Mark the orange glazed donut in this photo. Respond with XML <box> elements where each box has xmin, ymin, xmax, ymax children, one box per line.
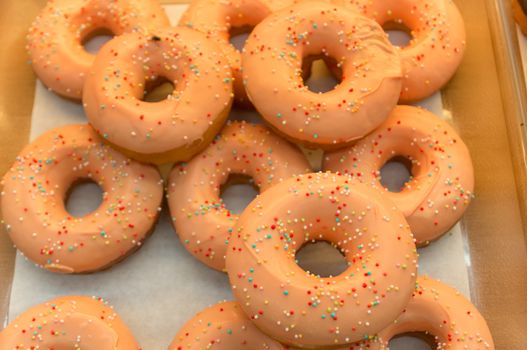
<box><xmin>169</xmin><ymin>301</ymin><xmax>284</xmax><ymax>350</ymax></box>
<box><xmin>335</xmin><ymin>0</ymin><xmax>466</xmax><ymax>102</ymax></box>
<box><xmin>83</xmin><ymin>27</ymin><xmax>234</xmax><ymax>165</ymax></box>
<box><xmin>323</xmin><ymin>105</ymin><xmax>474</xmax><ymax>245</ymax></box>
<box><xmin>356</xmin><ymin>277</ymin><xmax>494</xmax><ymax>350</ymax></box>
<box><xmin>1</xmin><ymin>124</ymin><xmax>163</xmax><ymax>274</ymax></box>
<box><xmin>0</xmin><ymin>296</ymin><xmax>140</xmax><ymax>349</ymax></box>
<box><xmin>179</xmin><ymin>0</ymin><xmax>295</xmax><ymax>106</ymax></box>
<box><xmin>27</xmin><ymin>0</ymin><xmax>169</xmax><ymax>100</ymax></box>
<box><xmin>167</xmin><ymin>121</ymin><xmax>311</xmax><ymax>272</ymax></box>
<box><xmin>242</xmin><ymin>2</ymin><xmax>402</xmax><ymax>149</ymax></box>
<box><xmin>226</xmin><ymin>172</ymin><xmax>418</xmax><ymax>348</ymax></box>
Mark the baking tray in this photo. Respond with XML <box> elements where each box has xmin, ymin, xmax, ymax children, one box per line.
<box><xmin>1</xmin><ymin>0</ymin><xmax>527</xmax><ymax>348</ymax></box>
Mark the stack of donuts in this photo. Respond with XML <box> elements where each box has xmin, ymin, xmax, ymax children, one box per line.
<box><xmin>0</xmin><ymin>0</ymin><xmax>495</xmax><ymax>349</ymax></box>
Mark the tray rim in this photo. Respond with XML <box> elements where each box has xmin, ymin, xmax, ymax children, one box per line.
<box><xmin>487</xmin><ymin>0</ymin><xmax>527</xmax><ymax>236</ymax></box>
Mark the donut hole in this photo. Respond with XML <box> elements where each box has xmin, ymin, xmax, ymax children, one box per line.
<box><xmin>142</xmin><ymin>76</ymin><xmax>175</xmax><ymax>102</ymax></box>
<box><xmin>383</xmin><ymin>21</ymin><xmax>413</xmax><ymax>48</ymax></box>
<box><xmin>229</xmin><ymin>25</ymin><xmax>254</xmax><ymax>51</ymax></box>
<box><xmin>380</xmin><ymin>156</ymin><xmax>413</xmax><ymax>193</ymax></box>
<box><xmin>388</xmin><ymin>332</ymin><xmax>437</xmax><ymax>350</ymax></box>
<box><xmin>228</xmin><ymin>106</ymin><xmax>263</xmax><ymax>123</ymax></box>
<box><xmin>295</xmin><ymin>240</ymin><xmax>348</xmax><ymax>278</ymax></box>
<box><xmin>65</xmin><ymin>179</ymin><xmax>103</xmax><ymax>217</ymax></box>
<box><xmin>302</xmin><ymin>56</ymin><xmax>342</xmax><ymax>93</ymax></box>
<box><xmin>82</xmin><ymin>27</ymin><xmax>114</xmax><ymax>54</ymax></box>
<box><xmin>220</xmin><ymin>174</ymin><xmax>259</xmax><ymax>214</ymax></box>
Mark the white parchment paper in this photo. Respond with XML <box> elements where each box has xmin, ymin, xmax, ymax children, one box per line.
<box><xmin>8</xmin><ymin>5</ymin><xmax>470</xmax><ymax>350</ymax></box>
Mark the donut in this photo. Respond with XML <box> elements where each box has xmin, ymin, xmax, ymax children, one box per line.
<box><xmin>335</xmin><ymin>0</ymin><xmax>466</xmax><ymax>102</ymax></box>
<box><xmin>357</xmin><ymin>276</ymin><xmax>494</xmax><ymax>349</ymax></box>
<box><xmin>513</xmin><ymin>0</ymin><xmax>527</xmax><ymax>36</ymax></box>
<box><xmin>167</xmin><ymin>121</ymin><xmax>311</xmax><ymax>271</ymax></box>
<box><xmin>169</xmin><ymin>301</ymin><xmax>284</xmax><ymax>350</ymax></box>
<box><xmin>82</xmin><ymin>27</ymin><xmax>234</xmax><ymax>165</ymax></box>
<box><xmin>323</xmin><ymin>105</ymin><xmax>474</xmax><ymax>245</ymax></box>
<box><xmin>179</xmin><ymin>0</ymin><xmax>296</xmax><ymax>106</ymax></box>
<box><xmin>26</xmin><ymin>0</ymin><xmax>170</xmax><ymax>100</ymax></box>
<box><xmin>225</xmin><ymin>172</ymin><xmax>418</xmax><ymax>348</ymax></box>
<box><xmin>241</xmin><ymin>1</ymin><xmax>402</xmax><ymax>149</ymax></box>
<box><xmin>0</xmin><ymin>296</ymin><xmax>140</xmax><ymax>349</ymax></box>
<box><xmin>1</xmin><ymin>124</ymin><xmax>163</xmax><ymax>273</ymax></box>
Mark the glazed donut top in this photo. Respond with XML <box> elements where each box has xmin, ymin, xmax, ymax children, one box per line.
<box><xmin>179</xmin><ymin>0</ymin><xmax>295</xmax><ymax>104</ymax></box>
<box><xmin>179</xmin><ymin>0</ymin><xmax>295</xmax><ymax>45</ymax></box>
<box><xmin>241</xmin><ymin>1</ymin><xmax>402</xmax><ymax>148</ymax></box>
<box><xmin>0</xmin><ymin>296</ymin><xmax>140</xmax><ymax>350</ymax></box>
<box><xmin>82</xmin><ymin>26</ymin><xmax>233</xmax><ymax>158</ymax></box>
<box><xmin>26</xmin><ymin>0</ymin><xmax>170</xmax><ymax>99</ymax></box>
<box><xmin>226</xmin><ymin>172</ymin><xmax>417</xmax><ymax>347</ymax></box>
<box><xmin>1</xmin><ymin>124</ymin><xmax>163</xmax><ymax>273</ymax></box>
<box><xmin>336</xmin><ymin>0</ymin><xmax>466</xmax><ymax>101</ymax></box>
<box><xmin>168</xmin><ymin>121</ymin><xmax>311</xmax><ymax>271</ymax></box>
<box><xmin>169</xmin><ymin>301</ymin><xmax>285</xmax><ymax>350</ymax></box>
<box><xmin>323</xmin><ymin>105</ymin><xmax>474</xmax><ymax>244</ymax></box>
<box><xmin>359</xmin><ymin>276</ymin><xmax>494</xmax><ymax>349</ymax></box>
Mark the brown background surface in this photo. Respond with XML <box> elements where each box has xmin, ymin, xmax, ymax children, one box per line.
<box><xmin>1</xmin><ymin>0</ymin><xmax>527</xmax><ymax>348</ymax></box>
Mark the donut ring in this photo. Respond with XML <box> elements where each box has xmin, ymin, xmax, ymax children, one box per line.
<box><xmin>167</xmin><ymin>121</ymin><xmax>311</xmax><ymax>271</ymax></box>
<box><xmin>357</xmin><ymin>276</ymin><xmax>494</xmax><ymax>349</ymax></box>
<box><xmin>1</xmin><ymin>124</ymin><xmax>163</xmax><ymax>274</ymax></box>
<box><xmin>226</xmin><ymin>172</ymin><xmax>417</xmax><ymax>348</ymax></box>
<box><xmin>241</xmin><ymin>1</ymin><xmax>402</xmax><ymax>149</ymax></box>
<box><xmin>169</xmin><ymin>301</ymin><xmax>284</xmax><ymax>350</ymax></box>
<box><xmin>83</xmin><ymin>27</ymin><xmax>234</xmax><ymax>165</ymax></box>
<box><xmin>336</xmin><ymin>0</ymin><xmax>466</xmax><ymax>102</ymax></box>
<box><xmin>179</xmin><ymin>0</ymin><xmax>295</xmax><ymax>106</ymax></box>
<box><xmin>26</xmin><ymin>0</ymin><xmax>169</xmax><ymax>100</ymax></box>
<box><xmin>0</xmin><ymin>296</ymin><xmax>140</xmax><ymax>349</ymax></box>
<box><xmin>323</xmin><ymin>105</ymin><xmax>474</xmax><ymax>245</ymax></box>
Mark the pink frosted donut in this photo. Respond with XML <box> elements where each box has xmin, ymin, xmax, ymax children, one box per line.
<box><xmin>169</xmin><ymin>301</ymin><xmax>284</xmax><ymax>350</ymax></box>
<box><xmin>1</xmin><ymin>124</ymin><xmax>163</xmax><ymax>273</ymax></box>
<box><xmin>357</xmin><ymin>276</ymin><xmax>494</xmax><ymax>350</ymax></box>
<box><xmin>83</xmin><ymin>27</ymin><xmax>234</xmax><ymax>165</ymax></box>
<box><xmin>226</xmin><ymin>172</ymin><xmax>417</xmax><ymax>348</ymax></box>
<box><xmin>26</xmin><ymin>0</ymin><xmax>169</xmax><ymax>100</ymax></box>
<box><xmin>323</xmin><ymin>105</ymin><xmax>474</xmax><ymax>245</ymax></box>
<box><xmin>241</xmin><ymin>1</ymin><xmax>402</xmax><ymax>149</ymax></box>
<box><xmin>0</xmin><ymin>296</ymin><xmax>140</xmax><ymax>350</ymax></box>
<box><xmin>167</xmin><ymin>121</ymin><xmax>311</xmax><ymax>271</ymax></box>
<box><xmin>179</xmin><ymin>0</ymin><xmax>295</xmax><ymax>106</ymax></box>
<box><xmin>335</xmin><ymin>0</ymin><xmax>466</xmax><ymax>102</ymax></box>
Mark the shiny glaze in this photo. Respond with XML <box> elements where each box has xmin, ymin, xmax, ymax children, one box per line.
<box><xmin>241</xmin><ymin>1</ymin><xmax>402</xmax><ymax>148</ymax></box>
<box><xmin>323</xmin><ymin>105</ymin><xmax>474</xmax><ymax>244</ymax></box>
<box><xmin>179</xmin><ymin>0</ymin><xmax>295</xmax><ymax>105</ymax></box>
<box><xmin>0</xmin><ymin>296</ymin><xmax>140</xmax><ymax>349</ymax></box>
<box><xmin>27</xmin><ymin>0</ymin><xmax>169</xmax><ymax>100</ymax></box>
<box><xmin>1</xmin><ymin>124</ymin><xmax>163</xmax><ymax>273</ymax></box>
<box><xmin>83</xmin><ymin>27</ymin><xmax>233</xmax><ymax>164</ymax></box>
<box><xmin>169</xmin><ymin>301</ymin><xmax>284</xmax><ymax>350</ymax></box>
<box><xmin>335</xmin><ymin>0</ymin><xmax>466</xmax><ymax>102</ymax></box>
<box><xmin>226</xmin><ymin>172</ymin><xmax>418</xmax><ymax>348</ymax></box>
<box><xmin>356</xmin><ymin>277</ymin><xmax>494</xmax><ymax>350</ymax></box>
<box><xmin>168</xmin><ymin>121</ymin><xmax>311</xmax><ymax>271</ymax></box>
